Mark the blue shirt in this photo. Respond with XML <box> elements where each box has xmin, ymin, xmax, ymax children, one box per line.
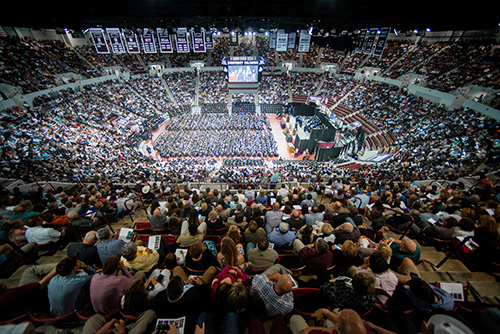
<box><xmin>268</xmin><ymin>230</ymin><xmax>296</xmax><ymax>246</ymax></box>
<box><xmin>48</xmin><ymin>267</ymin><xmax>96</xmax><ymax>316</ymax></box>
<box><xmin>96</xmin><ymin>238</ymin><xmax>125</xmax><ymax>263</ymax></box>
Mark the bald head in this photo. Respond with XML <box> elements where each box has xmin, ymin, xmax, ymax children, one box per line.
<box><xmin>337</xmin><ymin>309</ymin><xmax>366</xmax><ymax>334</ymax></box>
<box><xmin>273</xmin><ymin>202</ymin><xmax>280</xmax><ymax>211</ymax></box>
<box><xmin>401</xmin><ymin>237</ymin><xmax>417</xmax><ymax>254</ymax></box>
<box><xmin>275</xmin><ymin>274</ymin><xmax>293</xmax><ymax>295</ymax></box>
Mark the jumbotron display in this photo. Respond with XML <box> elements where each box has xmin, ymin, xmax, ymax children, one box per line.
<box><xmin>222</xmin><ymin>57</ymin><xmax>264</xmax><ymax>84</ymax></box>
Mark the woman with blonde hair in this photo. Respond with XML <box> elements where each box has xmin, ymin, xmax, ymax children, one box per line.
<box><xmin>217</xmin><ymin>237</ymin><xmax>245</xmax><ymax>268</ymax></box>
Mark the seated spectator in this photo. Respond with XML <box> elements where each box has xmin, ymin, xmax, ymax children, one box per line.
<box><xmin>255</xmin><ymin>189</ymin><xmax>269</xmax><ymax>205</ymax></box>
<box><xmin>120</xmin><ymin>242</ymin><xmax>159</xmax><ymax>275</ymax></box>
<box><xmin>217</xmin><ymin>237</ymin><xmax>245</xmax><ymax>268</ymax></box>
<box><xmin>245</xmin><ymin>186</ymin><xmax>255</xmax><ymax>202</ymax></box>
<box><xmin>304</xmin><ymin>205</ymin><xmax>324</xmax><ymax>225</ymax></box>
<box><xmin>89</xmin><ymin>255</ymin><xmax>134</xmax><ymax>315</ymax></box>
<box><xmin>331</xmin><ymin>240</ymin><xmax>365</xmax><ymax>278</ymax></box>
<box><xmin>264</xmin><ymin>202</ymin><xmax>283</xmax><ymax>234</ymax></box>
<box><xmin>25</xmin><ymin>215</ymin><xmax>66</xmax><ymax>246</ymax></box>
<box><xmin>389</xmin><ymin>236</ymin><xmax>421</xmax><ymax>269</ymax></box>
<box><xmin>313</xmin><ymin>222</ymin><xmax>336</xmax><ymax>244</ymax></box>
<box><xmin>197</xmin><ymin>282</ymin><xmax>249</xmax><ymax>334</ymax></box>
<box><xmin>152</xmin><ymin>275</ymin><xmax>209</xmax><ymax>333</ymax></box>
<box><xmin>249</xmin><ymin>264</ymin><xmax>294</xmax><ymax>316</ymax></box>
<box><xmin>396</xmin><ymin>277</ymin><xmax>454</xmax><ymax>313</ymax></box>
<box><xmin>67</xmin><ymin>230</ymin><xmax>102</xmax><ymax>268</ymax></box>
<box><xmin>243</xmin><ymin>220</ymin><xmax>267</xmax><ymax>254</ymax></box>
<box><xmin>356</xmin><ymin>251</ymin><xmax>398</xmax><ymax>308</ymax></box>
<box><xmin>206</xmin><ymin>210</ymin><xmax>225</xmax><ymax>230</ymax></box>
<box><xmin>42</xmin><ymin>212</ymin><xmax>68</xmax><ymax>226</ymax></box>
<box><xmin>149</xmin><ymin>208</ymin><xmax>167</xmax><ymax>230</ymax></box>
<box><xmin>185</xmin><ymin>241</ymin><xmax>217</xmax><ymax>271</ymax></box>
<box><xmin>268</xmin><ymin>222</ymin><xmax>296</xmax><ymax>247</ymax></box>
<box><xmin>96</xmin><ymin>227</ymin><xmax>125</xmax><ymax>264</ymax></box>
<box><xmin>247</xmin><ymin>236</ymin><xmax>278</xmax><ymax>272</ymax></box>
<box><xmin>48</xmin><ymin>255</ymin><xmax>97</xmax><ymax>316</ymax></box>
<box><xmin>293</xmin><ymin>237</ymin><xmax>332</xmax><ymax>273</ymax></box>
<box><xmin>167</xmin><ymin>214</ymin><xmax>182</xmax><ymax>232</ymax></box>
<box><xmin>226</xmin><ymin>225</ymin><xmax>244</xmax><ymax>255</ymax></box>
<box><xmin>288</xmin><ymin>209</ymin><xmax>305</xmax><ymax>230</ymax></box>
<box><xmin>121</xmin><ymin>279</ymin><xmax>150</xmax><ymax>318</ymax></box>
<box><xmin>334</xmin><ymin>222</ymin><xmax>361</xmax><ymax>245</ymax></box>
<box><xmin>9</xmin><ymin>206</ymin><xmax>38</xmax><ymax>222</ymax></box>
<box><xmin>177</xmin><ymin>221</ymin><xmax>207</xmax><ymax>247</ymax></box>
<box><xmin>320</xmin><ymin>272</ymin><xmax>376</xmax><ymax>315</ymax></box>
<box><xmin>301</xmin><ymin>193</ymin><xmax>315</xmax><ymax>208</ymax></box>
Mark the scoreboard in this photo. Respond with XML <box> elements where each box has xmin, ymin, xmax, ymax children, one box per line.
<box><xmin>222</xmin><ymin>57</ymin><xmax>264</xmax><ymax>94</ymax></box>
<box><xmin>222</xmin><ymin>57</ymin><xmax>264</xmax><ymax>83</ymax></box>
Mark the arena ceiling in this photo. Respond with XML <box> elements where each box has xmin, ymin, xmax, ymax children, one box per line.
<box><xmin>2</xmin><ymin>0</ymin><xmax>497</xmax><ymax>33</ymax></box>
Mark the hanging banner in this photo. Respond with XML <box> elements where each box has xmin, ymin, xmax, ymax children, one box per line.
<box><xmin>123</xmin><ymin>30</ymin><xmax>140</xmax><ymax>53</ymax></box>
<box><xmin>269</xmin><ymin>32</ymin><xmax>277</xmax><ymax>49</ymax></box>
<box><xmin>229</xmin><ymin>32</ymin><xmax>238</xmax><ymax>46</ymax></box>
<box><xmin>191</xmin><ymin>29</ymin><xmax>206</xmax><ymax>53</ymax></box>
<box><xmin>106</xmin><ymin>28</ymin><xmax>126</xmax><ymax>54</ymax></box>
<box><xmin>354</xmin><ymin>29</ymin><xmax>368</xmax><ymax>54</ymax></box>
<box><xmin>298</xmin><ymin>30</ymin><xmax>311</xmax><ymax>53</ymax></box>
<box><xmin>363</xmin><ymin>28</ymin><xmax>378</xmax><ymax>55</ymax></box>
<box><xmin>157</xmin><ymin>28</ymin><xmax>174</xmax><ymax>53</ymax></box>
<box><xmin>142</xmin><ymin>31</ymin><xmax>157</xmax><ymax>53</ymax></box>
<box><xmin>205</xmin><ymin>31</ymin><xmax>214</xmax><ymax>49</ymax></box>
<box><xmin>89</xmin><ymin>28</ymin><xmax>110</xmax><ymax>54</ymax></box>
<box><xmin>276</xmin><ymin>30</ymin><xmax>288</xmax><ymax>52</ymax></box>
<box><xmin>287</xmin><ymin>32</ymin><xmax>296</xmax><ymax>49</ymax></box>
<box><xmin>175</xmin><ymin>28</ymin><xmax>190</xmax><ymax>53</ymax></box>
<box><xmin>373</xmin><ymin>27</ymin><xmax>390</xmax><ymax>57</ymax></box>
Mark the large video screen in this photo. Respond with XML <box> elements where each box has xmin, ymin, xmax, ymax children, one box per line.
<box><xmin>228</xmin><ymin>65</ymin><xmax>258</xmax><ymax>83</ymax></box>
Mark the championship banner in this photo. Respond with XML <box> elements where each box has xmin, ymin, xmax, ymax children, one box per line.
<box><xmin>106</xmin><ymin>28</ymin><xmax>126</xmax><ymax>54</ymax></box>
<box><xmin>175</xmin><ymin>28</ymin><xmax>190</xmax><ymax>53</ymax></box>
<box><xmin>363</xmin><ymin>28</ymin><xmax>378</xmax><ymax>55</ymax></box>
<box><xmin>141</xmin><ymin>31</ymin><xmax>157</xmax><ymax>53</ymax></box>
<box><xmin>276</xmin><ymin>30</ymin><xmax>288</xmax><ymax>52</ymax></box>
<box><xmin>269</xmin><ymin>32</ymin><xmax>277</xmax><ymax>49</ymax></box>
<box><xmin>287</xmin><ymin>32</ymin><xmax>296</xmax><ymax>49</ymax></box>
<box><xmin>354</xmin><ymin>29</ymin><xmax>368</xmax><ymax>54</ymax></box>
<box><xmin>205</xmin><ymin>31</ymin><xmax>214</xmax><ymax>49</ymax></box>
<box><xmin>157</xmin><ymin>28</ymin><xmax>174</xmax><ymax>53</ymax></box>
<box><xmin>89</xmin><ymin>28</ymin><xmax>110</xmax><ymax>54</ymax></box>
<box><xmin>123</xmin><ymin>30</ymin><xmax>140</xmax><ymax>53</ymax></box>
<box><xmin>191</xmin><ymin>29</ymin><xmax>206</xmax><ymax>53</ymax></box>
<box><xmin>373</xmin><ymin>27</ymin><xmax>390</xmax><ymax>57</ymax></box>
<box><xmin>298</xmin><ymin>30</ymin><xmax>311</xmax><ymax>53</ymax></box>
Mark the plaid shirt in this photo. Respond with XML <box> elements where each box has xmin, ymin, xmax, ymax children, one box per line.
<box><xmin>250</xmin><ymin>274</ymin><xmax>294</xmax><ymax>316</ymax></box>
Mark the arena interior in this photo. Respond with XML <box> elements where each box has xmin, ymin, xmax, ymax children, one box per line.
<box><xmin>1</xmin><ymin>1</ymin><xmax>500</xmax><ymax>333</ymax></box>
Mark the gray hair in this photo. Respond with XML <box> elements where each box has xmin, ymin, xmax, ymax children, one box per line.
<box><xmin>96</xmin><ymin>227</ymin><xmax>111</xmax><ymax>240</ymax></box>
<box><xmin>121</xmin><ymin>242</ymin><xmax>137</xmax><ymax>261</ymax></box>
